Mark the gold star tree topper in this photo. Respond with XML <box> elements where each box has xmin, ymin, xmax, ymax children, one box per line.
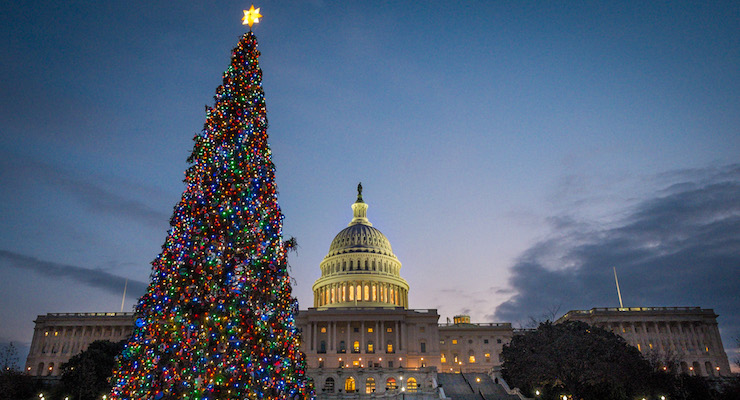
<box><xmin>242</xmin><ymin>5</ymin><xmax>262</xmax><ymax>28</ymax></box>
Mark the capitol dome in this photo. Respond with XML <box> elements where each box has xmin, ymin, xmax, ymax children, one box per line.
<box><xmin>312</xmin><ymin>184</ymin><xmax>409</xmax><ymax>308</ymax></box>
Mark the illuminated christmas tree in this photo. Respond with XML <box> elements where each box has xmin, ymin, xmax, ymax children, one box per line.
<box><xmin>110</xmin><ymin>8</ymin><xmax>313</xmax><ymax>399</ymax></box>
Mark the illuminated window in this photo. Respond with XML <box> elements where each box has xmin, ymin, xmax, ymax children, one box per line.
<box><xmin>352</xmin><ymin>360</ymin><xmax>360</xmax><ymax>367</ymax></box>
<box><xmin>649</xmin><ymin>343</ymin><xmax>653</xmax><ymax>349</ymax></box>
<box><xmin>54</xmin><ymin>331</ymin><xmax>58</xmax><ymax>336</ymax></box>
<box><xmin>485</xmin><ymin>353</ymin><xmax>491</xmax><ymax>362</ymax></box>
<box><xmin>365</xmin><ymin>377</ymin><xmax>376</xmax><ymax>394</ymax></box>
<box><xmin>453</xmin><ymin>355</ymin><xmax>459</xmax><ymax>363</ymax></box>
<box><xmin>353</xmin><ymin>341</ymin><xmax>360</xmax><ymax>353</ymax></box>
<box><xmin>452</xmin><ymin>339</ymin><xmax>457</xmax><ymax>345</ymax></box>
<box><xmin>387</xmin><ymin>327</ymin><xmax>393</xmax><ymax>333</ymax></box>
<box><xmin>386</xmin><ymin>377</ymin><xmax>397</xmax><ymax>390</ymax></box>
<box><xmin>368</xmin><ymin>327</ymin><xmax>373</xmax><ymax>333</ymax></box>
<box><xmin>387</xmin><ymin>341</ymin><xmax>394</xmax><ymax>353</ymax></box>
<box><xmin>407</xmin><ymin>377</ymin><xmax>418</xmax><ymax>392</ymax></box>
<box><xmin>321</xmin><ymin>327</ymin><xmax>327</xmax><ymax>333</ymax></box>
<box><xmin>44</xmin><ymin>331</ymin><xmax>48</xmax><ymax>337</ymax></box>
<box><xmin>364</xmin><ymin>285</ymin><xmax>370</xmax><ymax>301</ymax></box>
<box><xmin>469</xmin><ymin>355</ymin><xmax>476</xmax><ymax>363</ymax></box>
<box><xmin>367</xmin><ymin>341</ymin><xmax>374</xmax><ymax>353</ymax></box>
<box><xmin>349</xmin><ymin>286</ymin><xmax>354</xmax><ymax>301</ymax></box>
<box><xmin>440</xmin><ymin>339</ymin><xmax>445</xmax><ymax>345</ymax></box>
<box><xmin>637</xmin><ymin>343</ymin><xmax>642</xmax><ymax>352</ymax></box>
<box><xmin>441</xmin><ymin>353</ymin><xmax>446</xmax><ymax>363</ymax></box>
<box><xmin>372</xmin><ymin>285</ymin><xmax>377</xmax><ymax>301</ymax></box>
<box><xmin>345</xmin><ymin>377</ymin><xmax>356</xmax><ymax>393</ymax></box>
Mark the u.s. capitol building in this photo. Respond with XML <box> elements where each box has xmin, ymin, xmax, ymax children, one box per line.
<box><xmin>25</xmin><ymin>187</ymin><xmax>732</xmax><ymax>398</ymax></box>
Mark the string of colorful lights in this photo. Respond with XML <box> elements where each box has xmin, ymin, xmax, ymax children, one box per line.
<box><xmin>109</xmin><ymin>26</ymin><xmax>313</xmax><ymax>400</ymax></box>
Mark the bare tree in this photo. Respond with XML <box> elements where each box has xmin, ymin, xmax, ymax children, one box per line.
<box><xmin>0</xmin><ymin>343</ymin><xmax>18</xmax><ymax>371</ymax></box>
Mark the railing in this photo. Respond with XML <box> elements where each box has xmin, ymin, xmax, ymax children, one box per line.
<box><xmin>565</xmin><ymin>306</ymin><xmax>702</xmax><ymax>316</ymax></box>
<box><xmin>439</xmin><ymin>322</ymin><xmax>511</xmax><ymax>328</ymax></box>
<box><xmin>44</xmin><ymin>312</ymin><xmax>135</xmax><ymax>317</ymax></box>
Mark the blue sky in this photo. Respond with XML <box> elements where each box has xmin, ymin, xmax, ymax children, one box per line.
<box><xmin>1</xmin><ymin>1</ymin><xmax>738</xmax><ymax>369</ymax></box>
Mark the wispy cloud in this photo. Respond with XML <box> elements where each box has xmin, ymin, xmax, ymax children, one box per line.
<box><xmin>494</xmin><ymin>164</ymin><xmax>740</xmax><ymax>343</ymax></box>
<box><xmin>0</xmin><ymin>154</ymin><xmax>169</xmax><ymax>228</ymax></box>
<box><xmin>0</xmin><ymin>250</ymin><xmax>148</xmax><ymax>296</ymax></box>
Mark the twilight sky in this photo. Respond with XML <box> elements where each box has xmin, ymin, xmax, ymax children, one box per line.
<box><xmin>1</xmin><ymin>1</ymin><xmax>738</xmax><ymax>368</ymax></box>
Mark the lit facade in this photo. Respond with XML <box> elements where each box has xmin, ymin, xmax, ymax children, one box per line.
<box><xmin>25</xmin><ymin>312</ymin><xmax>134</xmax><ymax>377</ymax></box>
<box><xmin>557</xmin><ymin>307</ymin><xmax>732</xmax><ymax>377</ymax></box>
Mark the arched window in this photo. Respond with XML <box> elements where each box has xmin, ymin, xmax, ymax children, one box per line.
<box><xmin>324</xmin><ymin>377</ymin><xmax>335</xmax><ymax>393</ymax></box>
<box><xmin>386</xmin><ymin>377</ymin><xmax>397</xmax><ymax>390</ymax></box>
<box><xmin>365</xmin><ymin>377</ymin><xmax>376</xmax><ymax>394</ymax></box>
<box><xmin>365</xmin><ymin>260</ymin><xmax>369</xmax><ymax>270</ymax></box>
<box><xmin>468</xmin><ymin>350</ymin><xmax>476</xmax><ymax>363</ymax></box>
<box><xmin>364</xmin><ymin>285</ymin><xmax>370</xmax><ymax>301</ymax></box>
<box><xmin>706</xmin><ymin>361</ymin><xmax>714</xmax><ymax>376</ymax></box>
<box><xmin>36</xmin><ymin>363</ymin><xmax>44</xmax><ymax>376</ymax></box>
<box><xmin>350</xmin><ymin>260</ymin><xmax>354</xmax><ymax>270</ymax></box>
<box><xmin>356</xmin><ymin>284</ymin><xmax>361</xmax><ymax>300</ymax></box>
<box><xmin>407</xmin><ymin>377</ymin><xmax>418</xmax><ymax>392</ymax></box>
<box><xmin>353</xmin><ymin>341</ymin><xmax>360</xmax><ymax>353</ymax></box>
<box><xmin>345</xmin><ymin>377</ymin><xmax>356</xmax><ymax>393</ymax></box>
<box><xmin>349</xmin><ymin>285</ymin><xmax>354</xmax><ymax>301</ymax></box>
<box><xmin>372</xmin><ymin>285</ymin><xmax>377</xmax><ymax>301</ymax></box>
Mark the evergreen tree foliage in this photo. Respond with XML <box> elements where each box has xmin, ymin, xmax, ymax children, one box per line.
<box><xmin>501</xmin><ymin>321</ymin><xmax>653</xmax><ymax>400</ymax></box>
<box><xmin>58</xmin><ymin>340</ymin><xmax>123</xmax><ymax>400</ymax></box>
<box><xmin>109</xmin><ymin>31</ymin><xmax>312</xmax><ymax>399</ymax></box>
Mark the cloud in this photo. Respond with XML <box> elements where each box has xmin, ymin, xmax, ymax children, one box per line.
<box><xmin>0</xmin><ymin>250</ymin><xmax>148</xmax><ymax>296</ymax></box>
<box><xmin>494</xmin><ymin>164</ymin><xmax>740</xmax><ymax>346</ymax></box>
<box><xmin>0</xmin><ymin>154</ymin><xmax>169</xmax><ymax>229</ymax></box>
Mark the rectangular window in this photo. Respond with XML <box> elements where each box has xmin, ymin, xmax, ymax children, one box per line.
<box><xmin>354</xmin><ymin>327</ymin><xmax>359</xmax><ymax>333</ymax></box>
<box><xmin>321</xmin><ymin>327</ymin><xmax>327</xmax><ymax>333</ymax></box>
<box><xmin>420</xmin><ymin>327</ymin><xmax>425</xmax><ymax>333</ymax></box>
<box><xmin>496</xmin><ymin>339</ymin><xmax>502</xmax><ymax>344</ymax></box>
<box><xmin>388</xmin><ymin>361</ymin><xmax>394</xmax><ymax>368</ymax></box>
<box><xmin>441</xmin><ymin>354</ymin><xmax>446</xmax><ymax>363</ymax></box>
<box><xmin>368</xmin><ymin>328</ymin><xmax>373</xmax><ymax>333</ymax></box>
<box><xmin>387</xmin><ymin>327</ymin><xmax>393</xmax><ymax>333</ymax></box>
<box><xmin>420</xmin><ymin>342</ymin><xmax>426</xmax><ymax>353</ymax></box>
<box><xmin>452</xmin><ymin>339</ymin><xmax>457</xmax><ymax>345</ymax></box>
<box><xmin>352</xmin><ymin>360</ymin><xmax>360</xmax><ymax>367</ymax></box>
<box><xmin>440</xmin><ymin>340</ymin><xmax>445</xmax><ymax>345</ymax></box>
<box><xmin>483</xmin><ymin>339</ymin><xmax>489</xmax><ymax>344</ymax></box>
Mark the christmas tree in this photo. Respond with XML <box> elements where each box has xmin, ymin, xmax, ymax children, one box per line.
<box><xmin>110</xmin><ymin>8</ymin><xmax>313</xmax><ymax>399</ymax></box>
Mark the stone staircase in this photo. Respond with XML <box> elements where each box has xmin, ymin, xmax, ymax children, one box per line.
<box><xmin>436</xmin><ymin>373</ymin><xmax>522</xmax><ymax>400</ymax></box>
